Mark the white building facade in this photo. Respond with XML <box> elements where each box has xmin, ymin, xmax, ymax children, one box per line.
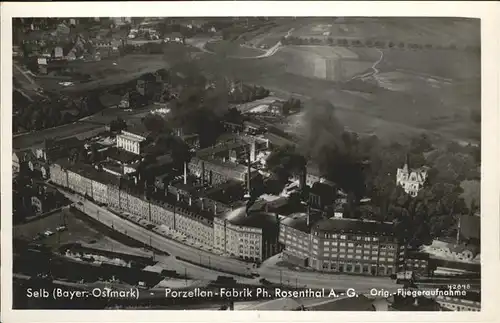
<box><xmin>116</xmin><ymin>130</ymin><xmax>147</xmax><ymax>155</ymax></box>
<box><xmin>396</xmin><ymin>160</ymin><xmax>428</xmax><ymax>197</ymax></box>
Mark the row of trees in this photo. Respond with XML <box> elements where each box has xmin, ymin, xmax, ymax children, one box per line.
<box><xmin>228</xmin><ymin>84</ymin><xmax>270</xmax><ymax>104</ymax></box>
<box><xmin>281</xmin><ymin>36</ymin><xmax>478</xmax><ymax>52</ymax></box>
<box><xmin>264</xmin><ymin>125</ymin><xmax>480</xmax><ymax>247</ymax></box>
<box><xmin>13</xmin><ymin>91</ymin><xmax>105</xmax><ymax>133</ymax></box>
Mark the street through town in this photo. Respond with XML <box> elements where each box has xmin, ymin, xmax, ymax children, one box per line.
<box><xmin>60</xmin><ymin>189</ymin><xmax>400</xmax><ymax>292</ymax></box>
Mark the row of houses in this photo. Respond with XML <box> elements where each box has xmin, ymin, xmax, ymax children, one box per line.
<box><xmin>49</xmin><ymin>153</ymin><xmax>285</xmax><ymax>262</ymax></box>
<box><xmin>49</xmin><ymin>161</ymin><xmax>215</xmax><ymax>247</ymax></box>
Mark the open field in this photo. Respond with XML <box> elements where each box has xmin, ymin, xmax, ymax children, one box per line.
<box><xmin>291</xmin><ymin>17</ymin><xmax>480</xmax><ymax>47</ymax></box>
<box><xmin>193</xmin><ymin>17</ymin><xmax>480</xmax><ymax>144</ymax></box>
<box><xmin>278</xmin><ymin>45</ymin><xmax>376</xmax><ymax>81</ymax></box>
<box><xmin>36</xmin><ymin>55</ymin><xmax>168</xmax><ymax>95</ymax></box>
<box><xmin>245</xmin><ymin>20</ymin><xmax>297</xmax><ymax>48</ymax></box>
<box><xmin>195</xmin><ymin>35</ymin><xmax>480</xmax><ymax>144</ymax></box>
<box><xmin>204</xmin><ymin>40</ymin><xmax>265</xmax><ymax>58</ymax></box>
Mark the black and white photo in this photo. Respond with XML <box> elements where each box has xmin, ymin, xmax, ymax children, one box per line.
<box><xmin>2</xmin><ymin>2</ymin><xmax>498</xmax><ymax>321</ymax></box>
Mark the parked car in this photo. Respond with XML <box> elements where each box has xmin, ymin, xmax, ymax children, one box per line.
<box><xmin>43</xmin><ymin>230</ymin><xmax>54</xmax><ymax>237</ymax></box>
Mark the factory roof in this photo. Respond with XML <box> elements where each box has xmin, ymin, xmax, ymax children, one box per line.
<box><xmin>106</xmin><ymin>147</ymin><xmax>141</xmax><ymax>164</ymax></box>
<box><xmin>57</xmin><ymin>159</ymin><xmax>121</xmax><ymax>187</ymax></box>
<box><xmin>312</xmin><ymin>218</ymin><xmax>396</xmax><ymax>236</ymax></box>
<box><xmin>220</xmin><ymin>206</ymin><xmax>278</xmax><ymax>231</ymax></box>
<box><xmin>202</xmin><ymin>180</ymin><xmax>245</xmax><ymax>206</ymax></box>
<box><xmin>170</xmin><ymin>181</ymin><xmax>201</xmax><ymax>195</ymax></box>
<box><xmin>100</xmin><ymin>161</ymin><xmax>123</xmax><ymax>175</ymax></box>
<box><xmin>281</xmin><ymin>213</ymin><xmax>310</xmax><ymax>234</ymax></box>
<box><xmin>310</xmin><ymin>182</ymin><xmax>336</xmax><ymax>199</ymax></box>
<box><xmin>189</xmin><ymin>157</ymin><xmax>251</xmax><ymax>181</ymax></box>
<box><xmin>122</xmin><ymin>123</ymin><xmax>151</xmax><ymax>139</ymax></box>
<box><xmin>195</xmin><ymin>141</ymin><xmax>247</xmax><ymax>158</ymax></box>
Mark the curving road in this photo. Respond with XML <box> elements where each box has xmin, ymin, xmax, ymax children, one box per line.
<box><xmin>58</xmin><ymin>189</ymin><xmax>401</xmax><ymax>292</ymax></box>
<box><xmin>61</xmin><ymin>190</ymin><xmax>252</xmax><ymax>276</ymax></box>
<box><xmin>189</xmin><ymin>28</ymin><xmax>294</xmax><ymax>60</ymax></box>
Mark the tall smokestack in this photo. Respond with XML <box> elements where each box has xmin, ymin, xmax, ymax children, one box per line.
<box><xmin>183</xmin><ymin>162</ymin><xmax>187</xmax><ymax>184</ymax></box>
<box><xmin>300</xmin><ymin>165</ymin><xmax>307</xmax><ymax>191</ymax></box>
<box><xmin>201</xmin><ymin>161</ymin><xmax>206</xmax><ymax>186</ymax></box>
<box><xmin>456</xmin><ymin>215</ymin><xmax>461</xmax><ymax>245</ymax></box>
<box><xmin>250</xmin><ymin>141</ymin><xmax>256</xmax><ymax>163</ymax></box>
<box><xmin>306</xmin><ymin>204</ymin><xmax>311</xmax><ymax>227</ymax></box>
<box><xmin>214</xmin><ymin>203</ymin><xmax>217</xmax><ymax>214</ymax></box>
<box><xmin>189</xmin><ymin>196</ymin><xmax>192</xmax><ymax>206</ymax></box>
<box><xmin>246</xmin><ymin>146</ymin><xmax>251</xmax><ymax>194</ymax></box>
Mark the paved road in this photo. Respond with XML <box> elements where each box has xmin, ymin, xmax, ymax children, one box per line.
<box><xmin>62</xmin><ymin>191</ymin><xmax>254</xmax><ymax>277</ymax></box>
<box><xmin>187</xmin><ymin>29</ymin><xmax>293</xmax><ymax>60</ymax></box>
<box><xmin>60</xmin><ymin>189</ymin><xmax>402</xmax><ymax>292</ymax></box>
<box><xmin>258</xmin><ymin>264</ymin><xmax>400</xmax><ymax>291</ymax></box>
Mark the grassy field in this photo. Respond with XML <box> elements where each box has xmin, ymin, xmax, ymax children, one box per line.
<box><xmin>246</xmin><ymin>20</ymin><xmax>297</xmax><ymax>48</ymax></box>
<box><xmin>291</xmin><ymin>17</ymin><xmax>480</xmax><ymax>47</ymax></box>
<box><xmin>196</xmin><ymin>17</ymin><xmax>480</xmax><ymax>145</ymax></box>
<box><xmin>196</xmin><ymin>33</ymin><xmax>480</xmax><ymax>145</ymax></box>
<box><xmin>204</xmin><ymin>40</ymin><xmax>265</xmax><ymax>58</ymax></box>
<box><xmin>278</xmin><ymin>45</ymin><xmax>375</xmax><ymax>81</ymax></box>
<box><xmin>37</xmin><ymin>55</ymin><xmax>169</xmax><ymax>94</ymax></box>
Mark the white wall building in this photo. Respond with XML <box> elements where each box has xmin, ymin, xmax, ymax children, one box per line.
<box><xmin>396</xmin><ymin>157</ymin><xmax>428</xmax><ymax>197</ymax></box>
<box><xmin>213</xmin><ymin>217</ymin><xmax>263</xmax><ymax>261</ymax></box>
<box><xmin>116</xmin><ymin>130</ymin><xmax>147</xmax><ymax>155</ymax></box>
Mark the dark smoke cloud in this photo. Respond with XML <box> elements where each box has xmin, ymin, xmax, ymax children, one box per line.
<box><xmin>299</xmin><ymin>100</ymin><xmax>346</xmax><ymax>171</ymax></box>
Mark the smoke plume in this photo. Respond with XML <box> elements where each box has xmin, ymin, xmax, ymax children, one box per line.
<box><xmin>299</xmin><ymin>100</ymin><xmax>346</xmax><ymax>171</ymax></box>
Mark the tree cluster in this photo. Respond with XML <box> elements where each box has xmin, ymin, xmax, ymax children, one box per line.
<box><xmin>351</xmin><ymin>134</ymin><xmax>479</xmax><ymax>247</ymax></box>
<box><xmin>281</xmin><ymin>98</ymin><xmax>303</xmax><ymax>115</ymax></box>
<box><xmin>281</xmin><ymin>36</ymin><xmax>470</xmax><ymax>52</ymax></box>
<box><xmin>13</xmin><ymin>91</ymin><xmax>104</xmax><ymax>133</ymax></box>
<box><xmin>266</xmin><ymin>145</ymin><xmax>306</xmax><ymax>186</ymax></box>
<box><xmin>228</xmin><ymin>84</ymin><xmax>270</xmax><ymax>104</ymax></box>
<box><xmin>108</xmin><ymin>117</ymin><xmax>127</xmax><ymax>133</ymax></box>
<box><xmin>298</xmin><ymin>102</ymin><xmax>478</xmax><ymax>247</ymax></box>
<box><xmin>166</xmin><ymin>86</ymin><xmax>226</xmax><ymax>148</ymax></box>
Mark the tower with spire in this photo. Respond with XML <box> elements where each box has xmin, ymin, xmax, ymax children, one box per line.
<box><xmin>396</xmin><ymin>153</ymin><xmax>429</xmax><ymax>197</ymax></box>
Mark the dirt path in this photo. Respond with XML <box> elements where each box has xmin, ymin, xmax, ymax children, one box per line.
<box><xmin>350</xmin><ymin>48</ymin><xmax>384</xmax><ymax>83</ymax></box>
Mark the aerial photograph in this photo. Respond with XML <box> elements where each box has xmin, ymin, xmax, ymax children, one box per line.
<box><xmin>11</xmin><ymin>17</ymin><xmax>480</xmax><ymax>311</ymax></box>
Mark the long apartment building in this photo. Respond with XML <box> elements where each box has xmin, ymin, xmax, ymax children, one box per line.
<box><xmin>49</xmin><ymin>161</ymin><xmax>214</xmax><ymax>247</ymax></box>
<box><xmin>51</xmin><ymin>159</ymin><xmax>280</xmax><ymax>263</ymax></box>
<box><xmin>279</xmin><ymin>215</ymin><xmax>404</xmax><ymax>276</ymax></box>
<box><xmin>213</xmin><ymin>206</ymin><xmax>281</xmax><ymax>262</ymax></box>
